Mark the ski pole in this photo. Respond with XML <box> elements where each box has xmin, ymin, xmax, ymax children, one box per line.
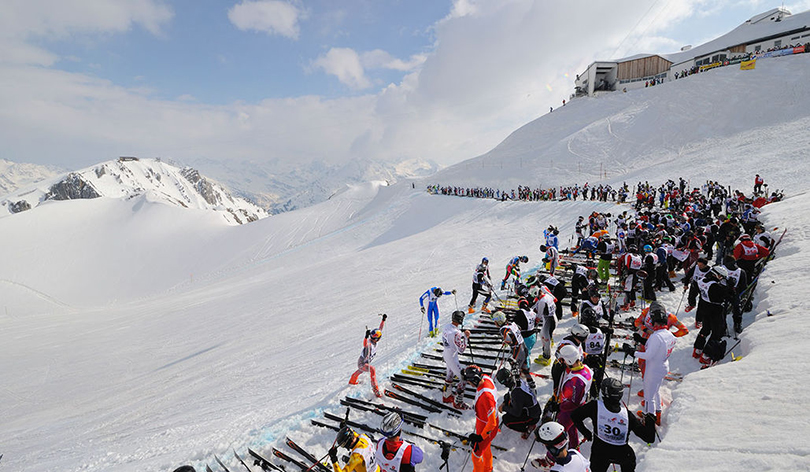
<box><xmin>674</xmin><ymin>288</ymin><xmax>687</xmax><ymax>315</ymax></box>
<box><xmin>418</xmin><ymin>309</ymin><xmax>425</xmax><ymax>342</ymax></box>
<box><xmin>453</xmin><ymin>293</ymin><xmax>459</xmax><ymax>311</ymax></box>
<box><xmin>519</xmin><ymin>438</ymin><xmax>537</xmax><ymax>472</ymax></box>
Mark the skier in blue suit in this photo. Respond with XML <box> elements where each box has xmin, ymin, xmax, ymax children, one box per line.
<box><xmin>420</xmin><ymin>286</ymin><xmax>455</xmax><ymax>336</ymax></box>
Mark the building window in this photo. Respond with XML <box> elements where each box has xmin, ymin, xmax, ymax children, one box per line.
<box><xmin>755</xmin><ymin>45</ymin><xmax>761</xmax><ymax>52</ymax></box>
<box><xmin>774</xmin><ymin>40</ymin><xmax>782</xmax><ymax>48</ymax></box>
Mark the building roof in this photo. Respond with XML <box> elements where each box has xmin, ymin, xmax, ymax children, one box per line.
<box><xmin>661</xmin><ymin>7</ymin><xmax>810</xmax><ymax>66</ymax></box>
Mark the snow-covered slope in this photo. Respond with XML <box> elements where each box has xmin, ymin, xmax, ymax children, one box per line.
<box><xmin>1</xmin><ymin>52</ymin><xmax>810</xmax><ymax>472</ymax></box>
<box><xmin>0</xmin><ymin>158</ymin><xmax>267</xmax><ymax>224</ymax></box>
<box><xmin>433</xmin><ymin>53</ymin><xmax>810</xmax><ymax>194</ymax></box>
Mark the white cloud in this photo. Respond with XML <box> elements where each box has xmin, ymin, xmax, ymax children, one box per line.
<box><xmin>361</xmin><ymin>50</ymin><xmax>427</xmax><ymax>72</ymax></box>
<box><xmin>0</xmin><ymin>0</ymin><xmax>174</xmax><ymax>38</ymax></box>
<box><xmin>228</xmin><ymin>0</ymin><xmax>305</xmax><ymax>39</ymax></box>
<box><xmin>0</xmin><ymin>0</ymin><xmax>763</xmax><ymax>172</ymax></box>
<box><xmin>312</xmin><ymin>48</ymin><xmax>371</xmax><ymax>90</ymax></box>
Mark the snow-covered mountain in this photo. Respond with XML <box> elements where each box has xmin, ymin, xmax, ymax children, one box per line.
<box><xmin>0</xmin><ymin>157</ymin><xmax>267</xmax><ymax>224</ymax></box>
<box><xmin>1</xmin><ymin>53</ymin><xmax>810</xmax><ymax>472</ymax></box>
<box><xmin>0</xmin><ymin>158</ymin><xmax>63</xmax><ymax>196</ymax></box>
<box><xmin>182</xmin><ymin>156</ymin><xmax>441</xmax><ymax>214</ymax></box>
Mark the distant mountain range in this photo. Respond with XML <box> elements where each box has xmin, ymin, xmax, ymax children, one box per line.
<box><xmin>0</xmin><ymin>158</ymin><xmax>267</xmax><ymax>225</ymax></box>
<box><xmin>180</xmin><ymin>156</ymin><xmax>441</xmax><ymax>214</ymax></box>
<box><xmin>0</xmin><ymin>156</ymin><xmax>442</xmax><ymax>218</ymax></box>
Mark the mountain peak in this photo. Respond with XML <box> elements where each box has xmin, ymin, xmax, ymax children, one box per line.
<box><xmin>2</xmin><ymin>157</ymin><xmax>267</xmax><ymax>225</ymax></box>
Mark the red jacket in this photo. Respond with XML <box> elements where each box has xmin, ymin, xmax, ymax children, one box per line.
<box><xmin>733</xmin><ymin>240</ymin><xmax>769</xmax><ymax>261</ymax></box>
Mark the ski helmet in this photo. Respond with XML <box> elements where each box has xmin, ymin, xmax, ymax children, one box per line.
<box><xmin>580</xmin><ymin>306</ymin><xmax>598</xmax><ymax>327</ymax></box>
<box><xmin>587</xmin><ymin>285</ymin><xmax>600</xmax><ymax>300</ymax></box>
<box><xmin>491</xmin><ymin>311</ymin><xmax>507</xmax><ymax>327</ymax></box>
<box><xmin>495</xmin><ymin>367</ymin><xmax>515</xmax><ymax>390</ymax></box>
<box><xmin>587</xmin><ymin>268</ymin><xmax>598</xmax><ymax>281</ymax></box>
<box><xmin>536</xmin><ymin>421</ymin><xmax>568</xmax><ymax>452</ymax></box>
<box><xmin>558</xmin><ymin>344</ymin><xmax>581</xmax><ymax>367</ymax></box>
<box><xmin>380</xmin><ymin>411</ymin><xmax>403</xmax><ymax>438</ymax></box>
<box><xmin>369</xmin><ymin>329</ymin><xmax>383</xmax><ymax>342</ymax></box>
<box><xmin>570</xmin><ymin>323</ymin><xmax>589</xmax><ymax>341</ymax></box>
<box><xmin>643</xmin><ymin>244</ymin><xmax>653</xmax><ymax>253</ymax></box>
<box><xmin>518</xmin><ymin>297</ymin><xmax>530</xmax><ymax>310</ymax></box>
<box><xmin>627</xmin><ymin>244</ymin><xmax>638</xmax><ymax>253</ymax></box>
<box><xmin>433</xmin><ymin>287</ymin><xmax>443</xmax><ymax>297</ymax></box>
<box><xmin>517</xmin><ymin>284</ymin><xmax>529</xmax><ymax>298</ymax></box>
<box><xmin>500</xmin><ymin>326</ymin><xmax>518</xmax><ymax>345</ymax></box>
<box><xmin>528</xmin><ymin>286</ymin><xmax>540</xmax><ymax>299</ymax></box>
<box><xmin>336</xmin><ymin>425</ymin><xmax>358</xmax><ymax>449</ymax></box>
<box><xmin>525</xmin><ymin>275</ymin><xmax>538</xmax><ymax>287</ymax></box>
<box><xmin>452</xmin><ymin>310</ymin><xmax>466</xmax><ymax>325</ymax></box>
<box><xmin>648</xmin><ymin>302</ymin><xmax>667</xmax><ymax>326</ymax></box>
<box><xmin>710</xmin><ymin>265</ymin><xmax>728</xmax><ymax>280</ymax></box>
<box><xmin>740</xmin><ymin>234</ymin><xmax>751</xmax><ymax>241</ymax></box>
<box><xmin>540</xmin><ymin>245</ymin><xmax>547</xmax><ymax>252</ymax></box>
<box><xmin>462</xmin><ymin>365</ymin><xmax>484</xmax><ymax>385</ymax></box>
<box><xmin>520</xmin><ymin>256</ymin><xmax>529</xmax><ymax>263</ymax></box>
<box><xmin>482</xmin><ymin>257</ymin><xmax>489</xmax><ymax>265</ymax></box>
<box><xmin>600</xmin><ymin>377</ymin><xmax>624</xmax><ymax>406</ymax></box>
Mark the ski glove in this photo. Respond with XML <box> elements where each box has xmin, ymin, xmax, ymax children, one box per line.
<box><xmin>581</xmin><ymin>429</ymin><xmax>593</xmax><ymax>442</ymax></box>
<box><xmin>452</xmin><ymin>289</ymin><xmax>457</xmax><ymax>295</ymax></box>
<box><xmin>365</xmin><ymin>329</ymin><xmax>371</xmax><ymax>338</ymax></box>
<box><xmin>328</xmin><ymin>446</ymin><xmax>338</xmax><ymax>464</ymax></box>
<box><xmin>622</xmin><ymin>343</ymin><xmax>636</xmax><ymax>356</ymax></box>
<box><xmin>421</xmin><ymin>307</ymin><xmax>426</xmax><ymax>314</ymax></box>
<box><xmin>685</xmin><ymin>305</ymin><xmax>695</xmax><ymax>312</ymax></box>
<box><xmin>467</xmin><ymin>433</ymin><xmax>484</xmax><ymax>445</ymax></box>
<box><xmin>381</xmin><ymin>313</ymin><xmax>388</xmax><ymax>321</ymax></box>
<box><xmin>633</xmin><ymin>332</ymin><xmax>647</xmax><ymax>345</ymax></box>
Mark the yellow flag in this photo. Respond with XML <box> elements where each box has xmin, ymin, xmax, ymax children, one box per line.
<box><xmin>740</xmin><ymin>59</ymin><xmax>756</xmax><ymax>70</ymax></box>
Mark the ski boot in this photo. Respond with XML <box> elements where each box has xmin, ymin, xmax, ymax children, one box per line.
<box><xmin>692</xmin><ymin>348</ymin><xmax>702</xmax><ymax>359</ymax></box>
<box><xmin>372</xmin><ymin>386</ymin><xmax>383</xmax><ymax>398</ymax></box>
<box><xmin>481</xmin><ymin>303</ymin><xmax>491</xmax><ymax>314</ymax></box>
<box><xmin>468</xmin><ymin>305</ymin><xmax>476</xmax><ymax>314</ymax></box>
<box><xmin>534</xmin><ymin>355</ymin><xmax>552</xmax><ymax>366</ymax></box>
<box><xmin>453</xmin><ymin>396</ymin><xmax>470</xmax><ymax>410</ymax></box>
<box><xmin>734</xmin><ymin>321</ymin><xmax>742</xmax><ymax>334</ymax></box>
<box><xmin>521</xmin><ymin>424</ymin><xmax>536</xmax><ymax>440</ymax></box>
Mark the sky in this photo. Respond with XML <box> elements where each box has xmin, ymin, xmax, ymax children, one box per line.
<box><xmin>1</xmin><ymin>0</ymin><xmax>810</xmax><ymax>171</ymax></box>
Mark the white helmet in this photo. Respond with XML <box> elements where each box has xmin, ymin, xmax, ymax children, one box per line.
<box><xmin>537</xmin><ymin>421</ymin><xmax>567</xmax><ymax>447</ymax></box>
<box><xmin>528</xmin><ymin>286</ymin><xmax>540</xmax><ymax>299</ymax></box>
<box><xmin>558</xmin><ymin>344</ymin><xmax>581</xmax><ymax>366</ymax></box>
<box><xmin>570</xmin><ymin>324</ymin><xmax>589</xmax><ymax>341</ymax></box>
<box><xmin>491</xmin><ymin>311</ymin><xmax>506</xmax><ymax>327</ymax></box>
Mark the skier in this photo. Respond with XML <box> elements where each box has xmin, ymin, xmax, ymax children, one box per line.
<box><xmin>468</xmin><ymin>259</ymin><xmax>493</xmax><ymax>313</ymax></box>
<box><xmin>501</xmin><ymin>256</ymin><xmax>529</xmax><ymax>290</ymax></box>
<box><xmin>419</xmin><ymin>287</ymin><xmax>455</xmax><ymax>337</ymax></box>
<box><xmin>571</xmin><ymin>378</ymin><xmax>656</xmax><ymax>472</ymax></box>
<box><xmin>532</xmin><ymin>285</ymin><xmax>558</xmax><ymax>366</ymax></box>
<box><xmin>375</xmin><ymin>412</ymin><xmax>424</xmax><ymax>472</ymax></box>
<box><xmin>535</xmin><ymin>273</ymin><xmax>567</xmax><ymax>320</ymax></box>
<box><xmin>330</xmin><ymin>425</ymin><xmax>380</xmax><ymax>472</ymax></box>
<box><xmin>632</xmin><ymin>301</ymin><xmax>687</xmax><ymax>380</ymax></box>
<box><xmin>463</xmin><ymin>365</ymin><xmax>499</xmax><ymax>472</ymax></box>
<box><xmin>640</xmin><ymin>245</ymin><xmax>657</xmax><ymax>302</ymax></box>
<box><xmin>441</xmin><ymin>310</ymin><xmax>472</xmax><ymax>409</ymax></box>
<box><xmin>349</xmin><ymin>314</ymin><xmax>387</xmax><ymax>397</ymax></box>
<box><xmin>732</xmin><ymin>233</ymin><xmax>769</xmax><ymax>280</ymax></box>
<box><xmin>544</xmin><ymin>225</ymin><xmax>560</xmax><ymax>249</ymax></box>
<box><xmin>531</xmin><ymin>421</ymin><xmax>591</xmax><ymax>471</ymax></box>
<box><xmin>495</xmin><ymin>367</ymin><xmax>541</xmax><ymax>439</ymax></box>
<box><xmin>723</xmin><ymin>255</ymin><xmax>748</xmax><ymax>334</ymax></box>
<box><xmin>617</xmin><ymin>245</ymin><xmax>642</xmax><ymax>311</ymax></box>
<box><xmin>499</xmin><ymin>321</ymin><xmax>533</xmax><ymax>388</ymax></box>
<box><xmin>551</xmin><ymin>344</ymin><xmax>593</xmax><ymax>450</ymax></box>
<box><xmin>569</xmin><ymin>264</ymin><xmax>596</xmax><ymax>318</ymax></box>
<box><xmin>754</xmin><ymin>174</ymin><xmax>764</xmax><ymax>194</ymax></box>
<box><xmin>596</xmin><ymin>236</ymin><xmax>615</xmax><ymax>283</ymax></box>
<box><xmin>575</xmin><ymin>216</ymin><xmax>587</xmax><ymax>248</ymax></box>
<box><xmin>623</xmin><ymin>303</ymin><xmax>677</xmax><ymax>425</ymax></box>
<box><xmin>686</xmin><ymin>265</ymin><xmax>732</xmax><ymax>364</ymax></box>
<box><xmin>540</xmin><ymin>244</ymin><xmax>560</xmax><ymax>276</ymax></box>
<box><xmin>550</xmin><ymin>324</ymin><xmax>588</xmax><ymax>395</ymax></box>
